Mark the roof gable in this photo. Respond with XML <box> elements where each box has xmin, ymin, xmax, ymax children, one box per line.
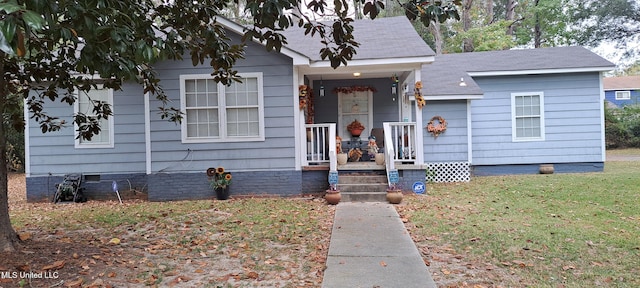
<box><xmin>214</xmin><ymin>17</ymin><xmax>309</xmax><ymax>65</ymax></box>
<box><xmin>280</xmin><ymin>16</ymin><xmax>435</xmax><ymax>63</ymax></box>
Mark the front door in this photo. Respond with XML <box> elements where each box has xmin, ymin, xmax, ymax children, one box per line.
<box><xmin>337</xmin><ymin>90</ymin><xmax>373</xmax><ymax>140</ymax></box>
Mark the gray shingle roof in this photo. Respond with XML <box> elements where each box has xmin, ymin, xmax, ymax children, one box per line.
<box><xmin>422</xmin><ymin>46</ymin><xmax>615</xmax><ymax>96</ymax></box>
<box><xmin>281</xmin><ymin>16</ymin><xmax>435</xmax><ymax>62</ymax></box>
<box><xmin>438</xmin><ymin>46</ymin><xmax>614</xmax><ymax>73</ymax></box>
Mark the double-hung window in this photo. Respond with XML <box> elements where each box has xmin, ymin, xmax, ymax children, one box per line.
<box><xmin>511</xmin><ymin>92</ymin><xmax>545</xmax><ymax>141</ymax></box>
<box><xmin>180</xmin><ymin>73</ymin><xmax>264</xmax><ymax>143</ymax></box>
<box><xmin>74</xmin><ymin>85</ymin><xmax>114</xmax><ymax>148</ymax></box>
<box><xmin>615</xmin><ymin>91</ymin><xmax>630</xmax><ymax>100</ymax></box>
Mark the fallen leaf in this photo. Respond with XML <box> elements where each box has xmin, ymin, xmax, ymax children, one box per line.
<box><xmin>42</xmin><ymin>260</ymin><xmax>65</xmax><ymax>271</ymax></box>
<box><xmin>562</xmin><ymin>265</ymin><xmax>575</xmax><ymax>271</ymax></box>
<box><xmin>109</xmin><ymin>238</ymin><xmax>121</xmax><ymax>245</ymax></box>
<box><xmin>380</xmin><ymin>261</ymin><xmax>387</xmax><ymax>267</ymax></box>
<box><xmin>18</xmin><ymin>232</ymin><xmax>31</xmax><ymax>241</ymax></box>
<box><xmin>17</xmin><ymin>264</ymin><xmax>30</xmax><ymax>271</ymax></box>
<box><xmin>64</xmin><ymin>277</ymin><xmax>83</xmax><ymax>287</ymax></box>
<box><xmin>246</xmin><ymin>271</ymin><xmax>259</xmax><ymax>279</ymax></box>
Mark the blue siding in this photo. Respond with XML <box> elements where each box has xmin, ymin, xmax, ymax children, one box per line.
<box><xmin>421</xmin><ymin>100</ymin><xmax>469</xmax><ymax>162</ymax></box>
<box><xmin>604</xmin><ymin>90</ymin><xmax>640</xmax><ymax>107</ymax></box>
<box><xmin>148</xmin><ymin>33</ymin><xmax>296</xmax><ymax>174</ymax></box>
<box><xmin>27</xmin><ymin>82</ymin><xmax>147</xmax><ymax>176</ymax></box>
<box><xmin>471</xmin><ymin>73</ymin><xmax>604</xmax><ymax>165</ymax></box>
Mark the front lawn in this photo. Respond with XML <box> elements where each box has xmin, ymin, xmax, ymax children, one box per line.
<box><xmin>398</xmin><ymin>161</ymin><xmax>640</xmax><ymax>287</ymax></box>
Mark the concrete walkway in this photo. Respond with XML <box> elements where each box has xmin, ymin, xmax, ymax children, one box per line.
<box><xmin>321</xmin><ymin>202</ymin><xmax>436</xmax><ymax>288</ymax></box>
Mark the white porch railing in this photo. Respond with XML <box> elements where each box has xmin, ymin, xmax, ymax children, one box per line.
<box><xmin>304</xmin><ymin>123</ymin><xmax>336</xmax><ymax>170</ymax></box>
<box><xmin>384</xmin><ymin>122</ymin><xmax>419</xmax><ymax>165</ymax></box>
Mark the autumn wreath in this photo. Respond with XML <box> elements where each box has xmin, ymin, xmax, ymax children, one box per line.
<box><xmin>426</xmin><ymin>116</ymin><xmax>447</xmax><ymax>137</ymax></box>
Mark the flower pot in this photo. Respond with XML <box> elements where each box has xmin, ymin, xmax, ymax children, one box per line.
<box><xmin>386</xmin><ymin>189</ymin><xmax>403</xmax><ymax>204</ymax></box>
<box><xmin>350</xmin><ymin>128</ymin><xmax>363</xmax><ymax>137</ymax></box>
<box><xmin>325</xmin><ymin>190</ymin><xmax>341</xmax><ymax>205</ymax></box>
<box><xmin>375</xmin><ymin>153</ymin><xmax>385</xmax><ymax>165</ymax></box>
<box><xmin>337</xmin><ymin>153</ymin><xmax>348</xmax><ymax>165</ymax></box>
<box><xmin>215</xmin><ymin>187</ymin><xmax>230</xmax><ymax>200</ymax></box>
<box><xmin>539</xmin><ymin>164</ymin><xmax>554</xmax><ymax>174</ymax></box>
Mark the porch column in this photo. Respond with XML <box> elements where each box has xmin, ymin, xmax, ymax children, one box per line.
<box><xmin>294</xmin><ymin>66</ymin><xmax>304</xmax><ymax>170</ymax></box>
<box><xmin>413</xmin><ymin>68</ymin><xmax>424</xmax><ymax>164</ymax></box>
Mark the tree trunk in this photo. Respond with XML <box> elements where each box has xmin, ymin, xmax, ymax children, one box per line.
<box><xmin>506</xmin><ymin>0</ymin><xmax>516</xmax><ymax>35</ymax></box>
<box><xmin>0</xmin><ymin>53</ymin><xmax>18</xmax><ymax>252</ymax></box>
<box><xmin>534</xmin><ymin>0</ymin><xmax>541</xmax><ymax>48</ymax></box>
<box><xmin>462</xmin><ymin>0</ymin><xmax>474</xmax><ymax>52</ymax></box>
<box><xmin>486</xmin><ymin>0</ymin><xmax>494</xmax><ymax>24</ymax></box>
<box><xmin>428</xmin><ymin>20</ymin><xmax>443</xmax><ymax>55</ymax></box>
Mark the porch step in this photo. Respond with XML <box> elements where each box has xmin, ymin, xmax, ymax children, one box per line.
<box><xmin>338</xmin><ymin>172</ymin><xmax>388</xmax><ymax>202</ymax></box>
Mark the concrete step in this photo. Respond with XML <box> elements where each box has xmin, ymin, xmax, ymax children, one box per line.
<box><xmin>339</xmin><ymin>175</ymin><xmax>387</xmax><ymax>184</ymax></box>
<box><xmin>338</xmin><ymin>183</ymin><xmax>387</xmax><ymax>192</ymax></box>
<box><xmin>337</xmin><ymin>171</ymin><xmax>389</xmax><ymax>202</ymax></box>
<box><xmin>340</xmin><ymin>191</ymin><xmax>387</xmax><ymax>202</ymax></box>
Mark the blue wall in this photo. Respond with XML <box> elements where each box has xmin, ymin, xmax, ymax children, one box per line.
<box><xmin>421</xmin><ymin>100</ymin><xmax>469</xmax><ymax>162</ymax></box>
<box><xmin>604</xmin><ymin>90</ymin><xmax>640</xmax><ymax>107</ymax></box>
<box><xmin>471</xmin><ymin>72</ymin><xmax>604</xmax><ymax>165</ymax></box>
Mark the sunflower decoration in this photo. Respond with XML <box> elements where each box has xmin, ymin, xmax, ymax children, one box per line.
<box><xmin>414</xmin><ymin>81</ymin><xmax>426</xmax><ymax>109</ymax></box>
<box><xmin>299</xmin><ymin>85</ymin><xmax>310</xmax><ymax>110</ymax></box>
<box><xmin>208</xmin><ymin>166</ymin><xmax>232</xmax><ymax>190</ymax></box>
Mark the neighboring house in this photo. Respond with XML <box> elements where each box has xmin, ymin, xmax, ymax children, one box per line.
<box><xmin>24</xmin><ymin>17</ymin><xmax>615</xmax><ymax>202</ymax></box>
<box><xmin>603</xmin><ymin>75</ymin><xmax>640</xmax><ymax>107</ymax></box>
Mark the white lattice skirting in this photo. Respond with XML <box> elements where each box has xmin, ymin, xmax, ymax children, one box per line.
<box><xmin>426</xmin><ymin>162</ymin><xmax>471</xmax><ymax>183</ymax></box>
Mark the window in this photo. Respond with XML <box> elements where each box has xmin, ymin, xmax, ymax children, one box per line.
<box><xmin>74</xmin><ymin>86</ymin><xmax>114</xmax><ymax>148</ymax></box>
<box><xmin>615</xmin><ymin>91</ymin><xmax>631</xmax><ymax>100</ymax></box>
<box><xmin>180</xmin><ymin>73</ymin><xmax>264</xmax><ymax>143</ymax></box>
<box><xmin>511</xmin><ymin>92</ymin><xmax>545</xmax><ymax>141</ymax></box>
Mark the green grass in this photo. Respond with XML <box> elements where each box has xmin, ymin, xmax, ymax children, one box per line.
<box><xmin>607</xmin><ymin>148</ymin><xmax>640</xmax><ymax>156</ymax></box>
<box><xmin>400</xmin><ymin>161</ymin><xmax>640</xmax><ymax>287</ymax></box>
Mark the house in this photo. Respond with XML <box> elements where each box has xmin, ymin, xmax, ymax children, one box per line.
<box><xmin>603</xmin><ymin>75</ymin><xmax>640</xmax><ymax>107</ymax></box>
<box><xmin>24</xmin><ymin>17</ymin><xmax>615</xmax><ymax>202</ymax></box>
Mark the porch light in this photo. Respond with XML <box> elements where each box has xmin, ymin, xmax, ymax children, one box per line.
<box><xmin>391</xmin><ymin>82</ymin><xmax>397</xmax><ymax>100</ymax></box>
<box><xmin>353</xmin><ymin>72</ymin><xmax>361</xmax><ymax>77</ymax></box>
<box><xmin>319</xmin><ymin>78</ymin><xmax>325</xmax><ymax>97</ymax></box>
<box><xmin>391</xmin><ymin>74</ymin><xmax>399</xmax><ymax>101</ymax></box>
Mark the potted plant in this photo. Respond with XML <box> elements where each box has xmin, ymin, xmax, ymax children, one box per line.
<box><xmin>207</xmin><ymin>166</ymin><xmax>232</xmax><ymax>200</ymax></box>
<box><xmin>386</xmin><ymin>183</ymin><xmax>403</xmax><ymax>204</ymax></box>
<box><xmin>347</xmin><ymin>119</ymin><xmax>365</xmax><ymax>137</ymax></box>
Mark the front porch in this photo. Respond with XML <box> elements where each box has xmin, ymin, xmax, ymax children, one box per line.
<box><xmin>301</xmin><ymin>122</ymin><xmax>427</xmax><ymax>200</ymax></box>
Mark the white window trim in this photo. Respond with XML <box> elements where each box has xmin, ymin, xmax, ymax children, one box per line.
<box><xmin>180</xmin><ymin>72</ymin><xmax>265</xmax><ymax>143</ymax></box>
<box><xmin>511</xmin><ymin>91</ymin><xmax>545</xmax><ymax>142</ymax></box>
<box><xmin>615</xmin><ymin>90</ymin><xmax>631</xmax><ymax>100</ymax></box>
<box><xmin>74</xmin><ymin>85</ymin><xmax>115</xmax><ymax>148</ymax></box>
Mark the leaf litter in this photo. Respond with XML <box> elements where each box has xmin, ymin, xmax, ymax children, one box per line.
<box><xmin>3</xmin><ymin>173</ymin><xmax>335</xmax><ymax>287</ymax></box>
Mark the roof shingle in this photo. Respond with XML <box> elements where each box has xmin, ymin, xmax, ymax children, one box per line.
<box><xmin>281</xmin><ymin>16</ymin><xmax>434</xmax><ymax>62</ymax></box>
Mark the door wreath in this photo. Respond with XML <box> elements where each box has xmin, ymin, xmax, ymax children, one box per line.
<box><xmin>426</xmin><ymin>116</ymin><xmax>447</xmax><ymax>137</ymax></box>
